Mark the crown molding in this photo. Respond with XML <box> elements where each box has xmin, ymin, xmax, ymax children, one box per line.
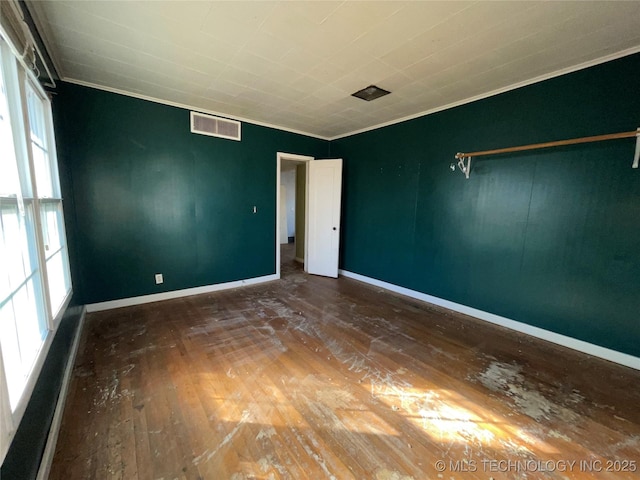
<box><xmin>29</xmin><ymin>5</ymin><xmax>640</xmax><ymax>145</ymax></box>
<box><xmin>330</xmin><ymin>45</ymin><xmax>640</xmax><ymax>141</ymax></box>
<box><xmin>62</xmin><ymin>77</ymin><xmax>331</xmax><ymax>141</ymax></box>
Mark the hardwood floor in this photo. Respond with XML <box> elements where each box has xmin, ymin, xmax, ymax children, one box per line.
<box><xmin>50</xmin><ymin>245</ymin><xmax>640</xmax><ymax>479</ymax></box>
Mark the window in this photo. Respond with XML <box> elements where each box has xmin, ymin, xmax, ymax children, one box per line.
<box><xmin>0</xmin><ymin>33</ymin><xmax>71</xmax><ymax>462</ymax></box>
<box><xmin>0</xmin><ymin>37</ymin><xmax>49</xmax><ymax>410</ymax></box>
<box><xmin>26</xmin><ymin>82</ymin><xmax>71</xmax><ymax>315</ymax></box>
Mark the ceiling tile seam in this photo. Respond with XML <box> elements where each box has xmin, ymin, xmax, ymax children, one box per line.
<box><xmin>462</xmin><ymin>20</ymin><xmax>638</xmax><ymax>88</ymax></box>
<box><xmin>69</xmin><ymin>3</ymin><xmax>214</xmax><ymax>51</ymax></box>
<box><xmin>216</xmin><ymin>66</ymin><xmax>281</xmax><ymax>94</ymax></box>
<box><xmin>348</xmin><ymin>61</ymin><xmax>405</xmax><ymax>88</ymax></box>
<box><xmin>159</xmin><ymin>3</ymin><xmax>213</xmax><ymax>31</ymax></box>
<box><xmin>50</xmin><ymin>19</ymin><xmax>231</xmax><ymax>78</ymax></box>
<box><xmin>219</xmin><ymin>84</ymin><xmax>287</xmax><ymax>103</ymax></box>
<box><xmin>254</xmin><ymin>1</ymin><xmax>288</xmax><ymax>31</ymax></box>
<box><xmin>38</xmin><ymin>0</ymin><xmax>640</xmax><ymax>144</ymax></box>
<box><xmin>376</xmin><ymin>2</ymin><xmax>568</xmax><ymax>82</ymax></box>
<box><xmin>158</xmin><ymin>36</ymin><xmax>234</xmax><ymax>67</ymax></box>
<box><xmin>316</xmin><ymin>2</ymin><xmax>346</xmax><ymax>26</ymax></box>
<box><xmin>328</xmin><ymin>45</ymin><xmax>640</xmax><ymax>141</ymax></box>
<box><xmin>394</xmin><ymin>2</ymin><xmax>476</xmax><ymax>47</ymax></box>
<box><xmin>226</xmin><ymin>50</ymin><xmax>304</xmax><ymax>82</ymax></box>
<box><xmin>57</xmin><ymin>36</ymin><xmax>250</xmax><ymax>95</ymax></box>
<box><xmin>32</xmin><ymin>3</ymin><xmax>636</xmax><ymax>100</ymax></box>
<box><xmin>529</xmin><ymin>36</ymin><xmax>640</xmax><ymax>85</ymax></box>
<box><xmin>58</xmin><ymin>44</ymin><xmax>189</xmax><ymax>85</ymax></box>
<box><xmin>329</xmin><ymin>3</ymin><xmax>406</xmax><ymax>49</ymax></box>
<box><xmin>390</xmin><ymin>1</ymin><xmax>493</xmax><ymax>51</ymax></box>
<box><xmin>127</xmin><ymin>41</ymin><xmax>229</xmax><ymax>79</ymax></box>
<box><xmin>491</xmin><ymin>11</ymin><xmax>624</xmax><ymax>65</ymax></box>
<box><xmin>59</xmin><ymin>51</ymin><xmax>209</xmax><ymax>94</ymax></box>
<box><xmin>62</xmin><ymin>39</ymin><xmax>640</xmax><ymax>141</ymax></box>
<box><xmin>61</xmin><ymin>76</ymin><xmax>331</xmax><ymax>141</ymax></box>
<box><xmin>47</xmin><ymin>5</ymin><xmax>146</xmax><ymax>45</ymax></box>
<box><xmin>251</xmin><ymin>42</ymin><xmax>364</xmax><ymax>81</ymax></box>
<box><xmin>60</xmin><ymin>58</ymin><xmax>210</xmax><ymax>98</ymax></box>
<box><xmin>44</xmin><ymin>24</ymin><xmax>141</xmax><ymax>78</ymax></box>
<box><xmin>50</xmin><ymin>8</ymin><xmax>240</xmax><ymax>71</ymax></box>
<box><xmin>214</xmin><ymin>41</ymin><xmax>264</xmax><ymax>92</ymax></box>
<box><xmin>220</xmin><ymin>5</ymin><xmax>292</xmax><ymax>71</ymax></box>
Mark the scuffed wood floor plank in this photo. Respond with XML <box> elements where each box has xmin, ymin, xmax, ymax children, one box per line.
<box><xmin>50</xmin><ymin>246</ymin><xmax>640</xmax><ymax>479</ymax></box>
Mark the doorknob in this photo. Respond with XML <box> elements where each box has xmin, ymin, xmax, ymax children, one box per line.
<box><xmin>332</xmin><ymin>227</ymin><xmax>337</xmax><ymax>230</ymax></box>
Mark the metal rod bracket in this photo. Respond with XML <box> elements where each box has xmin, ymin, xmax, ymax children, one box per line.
<box><xmin>455</xmin><ymin>154</ymin><xmax>471</xmax><ymax>179</ymax></box>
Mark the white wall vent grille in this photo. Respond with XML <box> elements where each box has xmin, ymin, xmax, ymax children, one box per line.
<box><xmin>190</xmin><ymin>111</ymin><xmax>241</xmax><ymax>141</ymax></box>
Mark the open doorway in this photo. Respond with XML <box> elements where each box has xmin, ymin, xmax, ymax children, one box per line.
<box><xmin>276</xmin><ymin>152</ymin><xmax>344</xmax><ymax>279</ymax></box>
<box><xmin>276</xmin><ymin>152</ymin><xmax>313</xmax><ymax>279</ymax></box>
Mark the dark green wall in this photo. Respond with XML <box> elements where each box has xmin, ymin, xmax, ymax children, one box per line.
<box><xmin>52</xmin><ymin>54</ymin><xmax>640</xmax><ymax>358</ymax></box>
<box><xmin>332</xmin><ymin>53</ymin><xmax>640</xmax><ymax>357</ymax></box>
<box><xmin>53</xmin><ymin>83</ymin><xmax>328</xmax><ymax>305</ymax></box>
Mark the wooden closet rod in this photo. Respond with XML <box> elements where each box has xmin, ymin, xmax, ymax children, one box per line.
<box><xmin>455</xmin><ymin>129</ymin><xmax>639</xmax><ymax>160</ymax></box>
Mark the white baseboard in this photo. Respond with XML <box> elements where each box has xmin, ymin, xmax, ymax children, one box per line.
<box><xmin>339</xmin><ymin>269</ymin><xmax>640</xmax><ymax>371</ymax></box>
<box><xmin>86</xmin><ymin>274</ymin><xmax>279</xmax><ymax>312</ymax></box>
<box><xmin>295</xmin><ymin>257</ymin><xmax>304</xmax><ymax>264</ymax></box>
<box><xmin>36</xmin><ymin>306</ymin><xmax>86</xmax><ymax>480</ymax></box>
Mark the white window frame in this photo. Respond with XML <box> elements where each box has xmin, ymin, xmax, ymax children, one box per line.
<box><xmin>0</xmin><ymin>32</ymin><xmax>72</xmax><ymax>465</ymax></box>
<box><xmin>24</xmin><ymin>76</ymin><xmax>71</xmax><ymax>321</ymax></box>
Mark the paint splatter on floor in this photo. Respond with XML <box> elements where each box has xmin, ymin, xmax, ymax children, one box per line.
<box><xmin>375</xmin><ymin>468</ymin><xmax>415</xmax><ymax>480</ymax></box>
<box><xmin>49</xmin><ymin>245</ymin><xmax>640</xmax><ymax>480</ymax></box>
<box><xmin>476</xmin><ymin>361</ymin><xmax>579</xmax><ymax>422</ymax></box>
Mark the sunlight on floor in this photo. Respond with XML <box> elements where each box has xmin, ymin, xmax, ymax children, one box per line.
<box><xmin>369</xmin><ymin>384</ymin><xmax>560</xmax><ymax>455</ymax></box>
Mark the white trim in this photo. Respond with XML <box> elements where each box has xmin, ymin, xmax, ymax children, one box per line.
<box><xmin>276</xmin><ymin>156</ymin><xmax>281</xmax><ymax>278</ymax></box>
<box><xmin>276</xmin><ymin>152</ymin><xmax>314</xmax><ymax>279</ymax></box>
<box><xmin>8</xmin><ymin>292</ymin><xmax>72</xmax><ymax>430</ymax></box>
<box><xmin>0</xmin><ymin>38</ymin><xmax>74</xmax><ymax>463</ymax></box>
<box><xmin>10</xmin><ymin>314</ymin><xmax>55</xmax><ymax>431</ymax></box>
<box><xmin>55</xmin><ymin>48</ymin><xmax>640</xmax><ymax>143</ymax></box>
<box><xmin>86</xmin><ymin>274</ymin><xmax>278</xmax><ymax>312</ymax></box>
<box><xmin>21</xmin><ymin>76</ymin><xmax>55</xmax><ymax>330</ymax></box>
<box><xmin>330</xmin><ymin>46</ymin><xmax>640</xmax><ymax>141</ymax></box>
<box><xmin>339</xmin><ymin>269</ymin><xmax>640</xmax><ymax>371</ymax></box>
<box><xmin>0</xmin><ymin>343</ymin><xmax>13</xmax><ymax>465</ymax></box>
<box><xmin>63</xmin><ymin>78</ymin><xmax>330</xmax><ymax>141</ymax></box>
<box><xmin>50</xmin><ymin>289</ymin><xmax>72</xmax><ymax>330</ymax></box>
<box><xmin>36</xmin><ymin>306</ymin><xmax>85</xmax><ymax>480</ymax></box>
<box><xmin>276</xmin><ymin>152</ymin><xmax>317</xmax><ymax>162</ymax></box>
<box><xmin>24</xmin><ymin>4</ymin><xmax>640</xmax><ymax>144</ymax></box>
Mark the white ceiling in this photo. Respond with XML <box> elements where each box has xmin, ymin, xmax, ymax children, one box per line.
<box><xmin>28</xmin><ymin>1</ymin><xmax>640</xmax><ymax>140</ymax></box>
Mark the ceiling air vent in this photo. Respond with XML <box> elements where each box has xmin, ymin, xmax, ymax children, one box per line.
<box><xmin>351</xmin><ymin>85</ymin><xmax>391</xmax><ymax>102</ymax></box>
<box><xmin>190</xmin><ymin>111</ymin><xmax>241</xmax><ymax>141</ymax></box>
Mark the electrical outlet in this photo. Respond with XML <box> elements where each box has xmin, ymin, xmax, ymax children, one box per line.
<box><xmin>155</xmin><ymin>273</ymin><xmax>163</xmax><ymax>284</ymax></box>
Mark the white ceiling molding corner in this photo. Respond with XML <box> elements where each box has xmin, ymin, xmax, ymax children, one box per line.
<box><xmin>24</xmin><ymin>1</ymin><xmax>640</xmax><ymax>139</ymax></box>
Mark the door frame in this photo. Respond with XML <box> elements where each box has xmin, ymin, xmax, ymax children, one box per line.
<box><xmin>276</xmin><ymin>152</ymin><xmax>314</xmax><ymax>279</ymax></box>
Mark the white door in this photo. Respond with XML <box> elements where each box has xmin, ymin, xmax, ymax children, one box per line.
<box><xmin>306</xmin><ymin>159</ymin><xmax>343</xmax><ymax>278</ymax></box>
